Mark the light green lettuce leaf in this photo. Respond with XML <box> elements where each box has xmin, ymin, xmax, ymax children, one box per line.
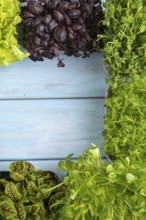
<box><xmin>0</xmin><ymin>0</ymin><xmax>29</xmax><ymax>66</ymax></box>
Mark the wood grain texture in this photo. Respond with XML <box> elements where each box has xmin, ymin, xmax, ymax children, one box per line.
<box><xmin>0</xmin><ymin>99</ymin><xmax>105</xmax><ymax>160</ymax></box>
<box><xmin>0</xmin><ymin>53</ymin><xmax>107</xmax><ymax>99</ymax></box>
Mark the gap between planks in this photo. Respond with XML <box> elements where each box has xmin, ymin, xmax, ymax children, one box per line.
<box><xmin>0</xmin><ymin>97</ymin><xmax>105</xmax><ymax>101</ymax></box>
<box><xmin>0</xmin><ymin>156</ymin><xmax>107</xmax><ymax>161</ymax></box>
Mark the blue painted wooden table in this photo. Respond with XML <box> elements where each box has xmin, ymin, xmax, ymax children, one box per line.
<box><xmin>0</xmin><ymin>53</ymin><xmax>107</xmax><ymax>176</ymax></box>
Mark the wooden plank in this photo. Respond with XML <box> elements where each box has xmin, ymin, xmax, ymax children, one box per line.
<box><xmin>0</xmin><ymin>53</ymin><xmax>107</xmax><ymax>99</ymax></box>
<box><xmin>0</xmin><ymin>99</ymin><xmax>105</xmax><ymax>160</ymax></box>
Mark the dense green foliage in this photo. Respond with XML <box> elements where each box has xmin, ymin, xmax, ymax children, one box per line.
<box><xmin>0</xmin><ymin>161</ymin><xmax>59</xmax><ymax>220</ymax></box>
<box><xmin>101</xmin><ymin>0</ymin><xmax>146</xmax><ymax>84</ymax></box>
<box><xmin>104</xmin><ymin>76</ymin><xmax>146</xmax><ymax>158</ymax></box>
<box><xmin>0</xmin><ymin>0</ymin><xmax>29</xmax><ymax>66</ymax></box>
<box><xmin>49</xmin><ymin>146</ymin><xmax>146</xmax><ymax>220</ymax></box>
<box><xmin>100</xmin><ymin>0</ymin><xmax>146</xmax><ymax>158</ymax></box>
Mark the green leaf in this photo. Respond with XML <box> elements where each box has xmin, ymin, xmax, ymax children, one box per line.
<box><xmin>0</xmin><ymin>199</ymin><xmax>17</xmax><ymax>219</ymax></box>
<box><xmin>106</xmin><ymin>164</ymin><xmax>115</xmax><ymax>173</ymax></box>
<box><xmin>9</xmin><ymin>161</ymin><xmax>35</xmax><ymax>181</ymax></box>
<box><xmin>108</xmin><ymin>172</ymin><xmax>117</xmax><ymax>181</ymax></box>
<box><xmin>140</xmin><ymin>188</ymin><xmax>146</xmax><ymax>197</ymax></box>
<box><xmin>0</xmin><ymin>179</ymin><xmax>8</xmax><ymax>187</ymax></box>
<box><xmin>88</xmin><ymin>146</ymin><xmax>101</xmax><ymax>160</ymax></box>
<box><xmin>38</xmin><ymin>188</ymin><xmax>52</xmax><ymax>199</ymax></box>
<box><xmin>14</xmin><ymin>202</ymin><xmax>26</xmax><ymax>220</ymax></box>
<box><xmin>16</xmin><ymin>183</ymin><xmax>27</xmax><ymax>198</ymax></box>
<box><xmin>11</xmin><ymin>45</ymin><xmax>28</xmax><ymax>60</ymax></box>
<box><xmin>10</xmin><ymin>172</ymin><xmax>25</xmax><ymax>182</ymax></box>
<box><xmin>25</xmin><ymin>204</ymin><xmax>47</xmax><ymax>218</ymax></box>
<box><xmin>60</xmin><ymin>207</ymin><xmax>73</xmax><ymax>219</ymax></box>
<box><xmin>5</xmin><ymin>182</ymin><xmax>22</xmax><ymax>202</ymax></box>
<box><xmin>58</xmin><ymin>161</ymin><xmax>67</xmax><ymax>171</ymax></box>
<box><xmin>9</xmin><ymin>161</ymin><xmax>35</xmax><ymax>174</ymax></box>
<box><xmin>126</xmin><ymin>173</ymin><xmax>137</xmax><ymax>184</ymax></box>
<box><xmin>0</xmin><ymin>0</ymin><xmax>29</xmax><ymax>66</ymax></box>
<box><xmin>70</xmin><ymin>188</ymin><xmax>81</xmax><ymax>200</ymax></box>
<box><xmin>27</xmin><ymin>181</ymin><xmax>38</xmax><ymax>196</ymax></box>
<box><xmin>139</xmin><ymin>25</ymin><xmax>146</xmax><ymax>33</ymax></box>
<box><xmin>34</xmin><ymin>170</ymin><xmax>58</xmax><ymax>186</ymax></box>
